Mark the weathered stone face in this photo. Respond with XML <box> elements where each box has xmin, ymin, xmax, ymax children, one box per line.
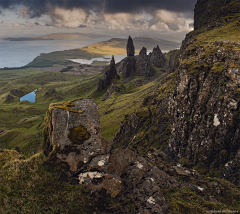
<box><xmin>168</xmin><ymin>40</ymin><xmax>240</xmax><ymax>186</ymax></box>
<box><xmin>150</xmin><ymin>45</ymin><xmax>167</xmax><ymax>68</ymax></box>
<box><xmin>136</xmin><ymin>47</ymin><xmax>155</xmax><ymax>77</ymax></box>
<box><xmin>45</xmin><ymin>99</ymin><xmax>110</xmax><ymax>173</ymax></box>
<box><xmin>97</xmin><ymin>56</ymin><xmax>120</xmax><ymax>91</ymax></box>
<box><xmin>126</xmin><ymin>36</ymin><xmax>135</xmax><ymax>57</ymax></box>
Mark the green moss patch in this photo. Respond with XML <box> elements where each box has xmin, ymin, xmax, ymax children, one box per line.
<box><xmin>68</xmin><ymin>125</ymin><xmax>91</xmax><ymax>145</ymax></box>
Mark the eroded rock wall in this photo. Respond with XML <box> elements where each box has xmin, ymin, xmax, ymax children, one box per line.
<box><xmin>168</xmin><ymin>41</ymin><xmax>240</xmax><ymax>186</ymax></box>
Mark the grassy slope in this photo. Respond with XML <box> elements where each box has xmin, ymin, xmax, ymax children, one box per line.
<box><xmin>0</xmin><ymin>48</ymin><xmax>175</xmax><ymax>155</ymax></box>
<box><xmin>0</xmin><ymin>69</ymin><xmax>103</xmax><ymax>156</ymax></box>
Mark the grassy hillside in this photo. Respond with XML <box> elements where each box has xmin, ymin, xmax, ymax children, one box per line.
<box><xmin>0</xmin><ymin>49</ymin><xmax>177</xmax><ymax>156</ymax></box>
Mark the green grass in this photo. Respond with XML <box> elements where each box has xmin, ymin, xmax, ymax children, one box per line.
<box><xmin>27</xmin><ymin>49</ymin><xmax>102</xmax><ymax>67</ymax></box>
<box><xmin>0</xmin><ymin>67</ymin><xmax>44</xmax><ymax>79</ymax></box>
<box><xmin>0</xmin><ymin>69</ymin><xmax>104</xmax><ymax>156</ymax></box>
<box><xmin>0</xmin><ymin>150</ymin><xmax>97</xmax><ymax>213</ymax></box>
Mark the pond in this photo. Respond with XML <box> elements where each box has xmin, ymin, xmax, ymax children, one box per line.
<box><xmin>20</xmin><ymin>89</ymin><xmax>37</xmax><ymax>103</ymax></box>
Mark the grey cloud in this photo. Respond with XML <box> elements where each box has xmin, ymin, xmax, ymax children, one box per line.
<box><xmin>0</xmin><ymin>0</ymin><xmax>197</xmax><ymax>18</ymax></box>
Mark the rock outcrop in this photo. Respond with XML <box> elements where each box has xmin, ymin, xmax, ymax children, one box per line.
<box><xmin>150</xmin><ymin>45</ymin><xmax>167</xmax><ymax>68</ymax></box>
<box><xmin>4</xmin><ymin>95</ymin><xmax>14</xmax><ymax>102</ymax></box>
<box><xmin>136</xmin><ymin>47</ymin><xmax>155</xmax><ymax>76</ymax></box>
<box><xmin>97</xmin><ymin>56</ymin><xmax>120</xmax><ymax>91</ymax></box>
<box><xmin>42</xmin><ymin>95</ymin><xmax>240</xmax><ymax>212</ymax></box>
<box><xmin>10</xmin><ymin>89</ymin><xmax>24</xmax><ymax>97</ymax></box>
<box><xmin>166</xmin><ymin>49</ymin><xmax>180</xmax><ymax>74</ymax></box>
<box><xmin>118</xmin><ymin>56</ymin><xmax>137</xmax><ymax>78</ymax></box>
<box><xmin>42</xmin><ymin>99</ymin><xmax>110</xmax><ymax>177</ymax></box>
<box><xmin>194</xmin><ymin>0</ymin><xmax>240</xmax><ymax>30</ymax></box>
<box><xmin>42</xmin><ymin>99</ymin><xmax>172</xmax><ymax>213</ymax></box>
<box><xmin>126</xmin><ymin>36</ymin><xmax>135</xmax><ymax>57</ymax></box>
<box><xmin>117</xmin><ymin>47</ymin><xmax>160</xmax><ymax>78</ymax></box>
<box><xmin>168</xmin><ymin>40</ymin><xmax>240</xmax><ymax>186</ymax></box>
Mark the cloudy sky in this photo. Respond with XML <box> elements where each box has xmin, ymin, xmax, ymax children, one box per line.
<box><xmin>0</xmin><ymin>0</ymin><xmax>197</xmax><ymax>41</ymax></box>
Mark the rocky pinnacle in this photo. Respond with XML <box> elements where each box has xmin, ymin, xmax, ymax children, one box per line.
<box><xmin>126</xmin><ymin>36</ymin><xmax>135</xmax><ymax>57</ymax></box>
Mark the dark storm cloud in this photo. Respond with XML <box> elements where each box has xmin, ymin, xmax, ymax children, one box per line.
<box><xmin>104</xmin><ymin>0</ymin><xmax>197</xmax><ymax>14</ymax></box>
<box><xmin>0</xmin><ymin>0</ymin><xmax>197</xmax><ymax>18</ymax></box>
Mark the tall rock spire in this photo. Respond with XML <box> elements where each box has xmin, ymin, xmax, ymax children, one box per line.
<box><xmin>97</xmin><ymin>55</ymin><xmax>119</xmax><ymax>91</ymax></box>
<box><xmin>126</xmin><ymin>36</ymin><xmax>135</xmax><ymax>57</ymax></box>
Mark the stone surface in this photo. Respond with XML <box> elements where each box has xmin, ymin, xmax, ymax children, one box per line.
<box><xmin>136</xmin><ymin>47</ymin><xmax>155</xmax><ymax>77</ymax></box>
<box><xmin>97</xmin><ymin>56</ymin><xmax>120</xmax><ymax>91</ymax></box>
<box><xmin>150</xmin><ymin>45</ymin><xmax>167</xmax><ymax>68</ymax></box>
<box><xmin>168</xmin><ymin>40</ymin><xmax>240</xmax><ymax>186</ymax></box>
<box><xmin>117</xmin><ymin>56</ymin><xmax>136</xmax><ymax>78</ymax></box>
<box><xmin>45</xmin><ymin>99</ymin><xmax>110</xmax><ymax>174</ymax></box>
<box><xmin>126</xmin><ymin>36</ymin><xmax>135</xmax><ymax>57</ymax></box>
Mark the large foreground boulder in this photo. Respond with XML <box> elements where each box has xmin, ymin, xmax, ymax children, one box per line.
<box><xmin>42</xmin><ymin>99</ymin><xmax>110</xmax><ymax>175</ymax></box>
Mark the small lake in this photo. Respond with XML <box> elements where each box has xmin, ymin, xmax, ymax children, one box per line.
<box><xmin>20</xmin><ymin>89</ymin><xmax>37</xmax><ymax>103</ymax></box>
<box><xmin>69</xmin><ymin>50</ymin><xmax>168</xmax><ymax>65</ymax></box>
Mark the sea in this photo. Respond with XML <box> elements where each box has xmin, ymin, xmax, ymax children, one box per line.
<box><xmin>0</xmin><ymin>37</ymin><xmax>113</xmax><ymax>68</ymax></box>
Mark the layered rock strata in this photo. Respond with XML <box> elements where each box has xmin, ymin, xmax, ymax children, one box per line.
<box><xmin>168</xmin><ymin>41</ymin><xmax>240</xmax><ymax>186</ymax></box>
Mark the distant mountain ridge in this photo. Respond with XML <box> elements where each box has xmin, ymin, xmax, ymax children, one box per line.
<box><xmin>0</xmin><ymin>33</ymin><xmax>108</xmax><ymax>41</ymax></box>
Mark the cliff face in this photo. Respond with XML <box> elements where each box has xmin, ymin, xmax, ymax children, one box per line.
<box><xmin>112</xmin><ymin>0</ymin><xmax>240</xmax><ymax>186</ymax></box>
<box><xmin>168</xmin><ymin>40</ymin><xmax>240</xmax><ymax>185</ymax></box>
<box><xmin>194</xmin><ymin>0</ymin><xmax>240</xmax><ymax>30</ymax></box>
<box><xmin>167</xmin><ymin>0</ymin><xmax>240</xmax><ymax>186</ymax></box>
